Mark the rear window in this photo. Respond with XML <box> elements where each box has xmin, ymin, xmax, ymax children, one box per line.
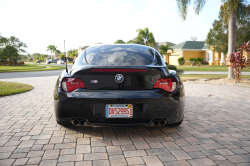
<box><xmin>85</xmin><ymin>45</ymin><xmax>156</xmax><ymax>66</ymax></box>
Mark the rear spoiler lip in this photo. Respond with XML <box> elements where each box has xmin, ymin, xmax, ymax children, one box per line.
<box><xmin>71</xmin><ymin>65</ymin><xmax>165</xmax><ymax>76</ymax></box>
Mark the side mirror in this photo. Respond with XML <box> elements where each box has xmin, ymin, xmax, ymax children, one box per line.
<box><xmin>73</xmin><ymin>62</ymin><xmax>75</xmax><ymax>65</ymax></box>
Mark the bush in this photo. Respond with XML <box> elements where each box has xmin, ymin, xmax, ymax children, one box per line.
<box><xmin>197</xmin><ymin>58</ymin><xmax>203</xmax><ymax>65</ymax></box>
<box><xmin>189</xmin><ymin>58</ymin><xmax>198</xmax><ymax>66</ymax></box>
<box><xmin>0</xmin><ymin>61</ymin><xmax>24</xmax><ymax>66</ymax></box>
<box><xmin>230</xmin><ymin>40</ymin><xmax>250</xmax><ymax>82</ymax></box>
<box><xmin>18</xmin><ymin>62</ymin><xmax>24</xmax><ymax>65</ymax></box>
<box><xmin>202</xmin><ymin>61</ymin><xmax>209</xmax><ymax>65</ymax></box>
<box><xmin>178</xmin><ymin>57</ymin><xmax>185</xmax><ymax>66</ymax></box>
<box><xmin>167</xmin><ymin>64</ymin><xmax>177</xmax><ymax>71</ymax></box>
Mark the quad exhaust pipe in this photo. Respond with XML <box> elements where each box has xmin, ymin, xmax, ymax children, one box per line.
<box><xmin>71</xmin><ymin>119</ymin><xmax>86</xmax><ymax>126</ymax></box>
<box><xmin>154</xmin><ymin>120</ymin><xmax>159</xmax><ymax>126</ymax></box>
<box><xmin>152</xmin><ymin>119</ymin><xmax>167</xmax><ymax>126</ymax></box>
<box><xmin>160</xmin><ymin>120</ymin><xmax>166</xmax><ymax>126</ymax></box>
<box><xmin>72</xmin><ymin>118</ymin><xmax>167</xmax><ymax>126</ymax></box>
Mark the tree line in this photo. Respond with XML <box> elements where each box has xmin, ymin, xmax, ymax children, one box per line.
<box><xmin>176</xmin><ymin>0</ymin><xmax>250</xmax><ymax>79</ymax></box>
<box><xmin>0</xmin><ymin>34</ymin><xmax>27</xmax><ymax>63</ymax></box>
<box><xmin>114</xmin><ymin>27</ymin><xmax>156</xmax><ymax>47</ymax></box>
<box><xmin>114</xmin><ymin>1</ymin><xmax>250</xmax><ymax>68</ymax></box>
<box><xmin>206</xmin><ymin>3</ymin><xmax>250</xmax><ymax>54</ymax></box>
<box><xmin>114</xmin><ymin>27</ymin><xmax>174</xmax><ymax>57</ymax></box>
<box><xmin>46</xmin><ymin>45</ymin><xmax>78</xmax><ymax>60</ymax></box>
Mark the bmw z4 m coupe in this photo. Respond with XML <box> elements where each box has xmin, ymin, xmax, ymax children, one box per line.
<box><xmin>54</xmin><ymin>44</ymin><xmax>185</xmax><ymax>126</ymax></box>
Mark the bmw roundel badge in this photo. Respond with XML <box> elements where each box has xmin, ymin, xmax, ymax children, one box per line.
<box><xmin>115</xmin><ymin>74</ymin><xmax>124</xmax><ymax>83</ymax></box>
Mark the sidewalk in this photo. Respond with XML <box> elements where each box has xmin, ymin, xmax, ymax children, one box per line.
<box><xmin>183</xmin><ymin>71</ymin><xmax>250</xmax><ymax>75</ymax></box>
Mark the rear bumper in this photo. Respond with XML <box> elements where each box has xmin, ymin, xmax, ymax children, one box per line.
<box><xmin>54</xmin><ymin>88</ymin><xmax>185</xmax><ymax>125</ymax></box>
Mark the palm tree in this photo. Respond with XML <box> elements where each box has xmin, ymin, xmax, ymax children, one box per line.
<box><xmin>55</xmin><ymin>50</ymin><xmax>61</xmax><ymax>58</ymax></box>
<box><xmin>67</xmin><ymin>49</ymin><xmax>78</xmax><ymax>59</ymax></box>
<box><xmin>47</xmin><ymin>45</ymin><xmax>57</xmax><ymax>59</ymax></box>
<box><xmin>176</xmin><ymin>0</ymin><xmax>248</xmax><ymax>79</ymax></box>
<box><xmin>67</xmin><ymin>49</ymin><xmax>74</xmax><ymax>56</ymax></box>
<box><xmin>59</xmin><ymin>52</ymin><xmax>66</xmax><ymax>60</ymax></box>
<box><xmin>159</xmin><ymin>44</ymin><xmax>174</xmax><ymax>57</ymax></box>
<box><xmin>159</xmin><ymin>44</ymin><xmax>174</xmax><ymax>63</ymax></box>
<box><xmin>127</xmin><ymin>37</ymin><xmax>145</xmax><ymax>45</ymax></box>
<box><xmin>136</xmin><ymin>27</ymin><xmax>156</xmax><ymax>47</ymax></box>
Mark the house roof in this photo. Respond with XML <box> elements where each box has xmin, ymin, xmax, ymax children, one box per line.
<box><xmin>171</xmin><ymin>41</ymin><xmax>209</xmax><ymax>50</ymax></box>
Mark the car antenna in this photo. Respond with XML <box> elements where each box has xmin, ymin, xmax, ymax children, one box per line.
<box><xmin>64</xmin><ymin>40</ymin><xmax>68</xmax><ymax>74</ymax></box>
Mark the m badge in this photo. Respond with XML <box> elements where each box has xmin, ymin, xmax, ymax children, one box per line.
<box><xmin>90</xmin><ymin>80</ymin><xmax>98</xmax><ymax>83</ymax></box>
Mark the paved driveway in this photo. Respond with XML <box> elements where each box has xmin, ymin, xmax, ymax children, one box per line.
<box><xmin>0</xmin><ymin>76</ymin><xmax>250</xmax><ymax>166</ymax></box>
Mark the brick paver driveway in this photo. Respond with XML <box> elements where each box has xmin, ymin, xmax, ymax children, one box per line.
<box><xmin>0</xmin><ymin>76</ymin><xmax>250</xmax><ymax>166</ymax></box>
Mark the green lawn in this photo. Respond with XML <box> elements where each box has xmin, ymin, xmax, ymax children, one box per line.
<box><xmin>0</xmin><ymin>64</ymin><xmax>65</xmax><ymax>73</ymax></box>
<box><xmin>180</xmin><ymin>74</ymin><xmax>250</xmax><ymax>82</ymax></box>
<box><xmin>177</xmin><ymin>65</ymin><xmax>250</xmax><ymax>71</ymax></box>
<box><xmin>0</xmin><ymin>81</ymin><xmax>33</xmax><ymax>96</ymax></box>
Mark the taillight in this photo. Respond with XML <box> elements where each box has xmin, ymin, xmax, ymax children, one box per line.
<box><xmin>61</xmin><ymin>78</ymin><xmax>85</xmax><ymax>92</ymax></box>
<box><xmin>153</xmin><ymin>78</ymin><xmax>177</xmax><ymax>92</ymax></box>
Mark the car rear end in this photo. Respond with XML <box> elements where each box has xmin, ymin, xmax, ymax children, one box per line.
<box><xmin>54</xmin><ymin>45</ymin><xmax>185</xmax><ymax>126</ymax></box>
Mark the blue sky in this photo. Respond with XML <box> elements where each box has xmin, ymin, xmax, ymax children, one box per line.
<box><xmin>0</xmin><ymin>0</ymin><xmax>222</xmax><ymax>54</ymax></box>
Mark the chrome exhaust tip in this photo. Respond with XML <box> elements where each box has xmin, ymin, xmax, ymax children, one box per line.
<box><xmin>79</xmin><ymin>120</ymin><xmax>85</xmax><ymax>126</ymax></box>
<box><xmin>72</xmin><ymin>119</ymin><xmax>79</xmax><ymax>126</ymax></box>
<box><xmin>160</xmin><ymin>120</ymin><xmax>166</xmax><ymax>126</ymax></box>
<box><xmin>153</xmin><ymin>120</ymin><xmax>159</xmax><ymax>126</ymax></box>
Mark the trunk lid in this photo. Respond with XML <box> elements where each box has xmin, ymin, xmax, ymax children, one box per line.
<box><xmin>72</xmin><ymin>66</ymin><xmax>167</xmax><ymax>90</ymax></box>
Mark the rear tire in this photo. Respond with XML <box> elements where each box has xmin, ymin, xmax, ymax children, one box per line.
<box><xmin>56</xmin><ymin>120</ymin><xmax>72</xmax><ymax>127</ymax></box>
<box><xmin>167</xmin><ymin>119</ymin><xmax>183</xmax><ymax>127</ymax></box>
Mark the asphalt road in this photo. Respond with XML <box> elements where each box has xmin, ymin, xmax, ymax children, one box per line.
<box><xmin>0</xmin><ymin>70</ymin><xmax>65</xmax><ymax>79</ymax></box>
<box><xmin>0</xmin><ymin>64</ymin><xmax>73</xmax><ymax>79</ymax></box>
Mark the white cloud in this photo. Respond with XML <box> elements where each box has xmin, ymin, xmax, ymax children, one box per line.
<box><xmin>0</xmin><ymin>0</ymin><xmax>221</xmax><ymax>54</ymax></box>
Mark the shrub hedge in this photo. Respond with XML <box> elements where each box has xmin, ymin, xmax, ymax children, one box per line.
<box><xmin>189</xmin><ymin>58</ymin><xmax>198</xmax><ymax>65</ymax></box>
<box><xmin>0</xmin><ymin>62</ymin><xmax>24</xmax><ymax>66</ymax></box>
<box><xmin>178</xmin><ymin>57</ymin><xmax>185</xmax><ymax>66</ymax></box>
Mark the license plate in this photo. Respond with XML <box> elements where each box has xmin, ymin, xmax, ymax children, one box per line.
<box><xmin>106</xmin><ymin>104</ymin><xmax>133</xmax><ymax>118</ymax></box>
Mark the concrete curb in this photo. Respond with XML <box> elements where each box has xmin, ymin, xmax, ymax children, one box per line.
<box><xmin>186</xmin><ymin>80</ymin><xmax>250</xmax><ymax>88</ymax></box>
<box><xmin>183</xmin><ymin>71</ymin><xmax>250</xmax><ymax>75</ymax></box>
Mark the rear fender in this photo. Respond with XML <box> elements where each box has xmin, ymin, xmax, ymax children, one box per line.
<box><xmin>54</xmin><ymin>70</ymin><xmax>71</xmax><ymax>100</ymax></box>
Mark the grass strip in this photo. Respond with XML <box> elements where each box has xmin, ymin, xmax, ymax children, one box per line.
<box><xmin>0</xmin><ymin>81</ymin><xmax>33</xmax><ymax>96</ymax></box>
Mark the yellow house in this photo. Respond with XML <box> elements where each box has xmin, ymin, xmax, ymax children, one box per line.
<box><xmin>165</xmin><ymin>41</ymin><xmax>226</xmax><ymax>66</ymax></box>
<box><xmin>243</xmin><ymin>51</ymin><xmax>250</xmax><ymax>66</ymax></box>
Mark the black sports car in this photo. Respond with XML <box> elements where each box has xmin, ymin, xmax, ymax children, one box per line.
<box><xmin>54</xmin><ymin>44</ymin><xmax>185</xmax><ymax>126</ymax></box>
